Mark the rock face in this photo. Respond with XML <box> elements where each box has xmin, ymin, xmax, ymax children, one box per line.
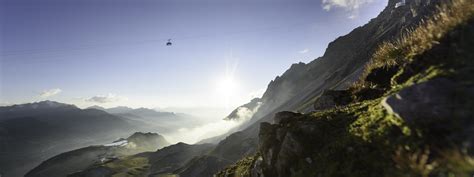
<box><xmin>257</xmin><ymin>117</ymin><xmax>320</xmax><ymax>177</ymax></box>
<box><xmin>382</xmin><ymin>78</ymin><xmax>459</xmax><ymax>123</ymax></box>
<box><xmin>313</xmin><ymin>90</ymin><xmax>352</xmax><ymax>111</ymax></box>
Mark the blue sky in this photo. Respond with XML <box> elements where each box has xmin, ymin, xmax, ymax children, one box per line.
<box><xmin>0</xmin><ymin>0</ymin><xmax>387</xmax><ymax>118</ymax></box>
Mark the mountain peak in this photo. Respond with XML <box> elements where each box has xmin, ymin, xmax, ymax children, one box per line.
<box><xmin>86</xmin><ymin>105</ymin><xmax>105</xmax><ymax>110</ymax></box>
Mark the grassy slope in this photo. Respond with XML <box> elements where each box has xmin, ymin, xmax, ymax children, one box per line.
<box><xmin>216</xmin><ymin>0</ymin><xmax>474</xmax><ymax>176</ymax></box>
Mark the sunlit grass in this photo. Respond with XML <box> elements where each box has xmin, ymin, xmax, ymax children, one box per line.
<box><xmin>354</xmin><ymin>0</ymin><xmax>474</xmax><ymax>90</ymax></box>
<box><xmin>102</xmin><ymin>156</ymin><xmax>150</xmax><ymax>177</ymax></box>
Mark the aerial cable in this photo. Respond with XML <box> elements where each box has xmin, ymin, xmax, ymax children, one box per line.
<box><xmin>1</xmin><ymin>21</ymin><xmax>311</xmax><ymax>57</ymax></box>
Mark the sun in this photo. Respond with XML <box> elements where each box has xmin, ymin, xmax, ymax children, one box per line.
<box><xmin>217</xmin><ymin>77</ymin><xmax>238</xmax><ymax>97</ymax></box>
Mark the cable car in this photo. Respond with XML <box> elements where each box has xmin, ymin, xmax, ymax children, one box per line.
<box><xmin>166</xmin><ymin>39</ymin><xmax>172</xmax><ymax>46</ymax></box>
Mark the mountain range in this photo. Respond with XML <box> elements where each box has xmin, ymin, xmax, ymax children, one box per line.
<box><xmin>3</xmin><ymin>0</ymin><xmax>474</xmax><ymax>176</ymax></box>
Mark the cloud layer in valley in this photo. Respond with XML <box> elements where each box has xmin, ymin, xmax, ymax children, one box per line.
<box><xmin>39</xmin><ymin>88</ymin><xmax>62</xmax><ymax>98</ymax></box>
<box><xmin>164</xmin><ymin>102</ymin><xmax>262</xmax><ymax>144</ymax></box>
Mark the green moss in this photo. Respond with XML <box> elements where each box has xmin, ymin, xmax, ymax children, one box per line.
<box><xmin>215</xmin><ymin>156</ymin><xmax>257</xmax><ymax>177</ymax></box>
<box><xmin>349</xmin><ymin>99</ymin><xmax>405</xmax><ymax>142</ymax></box>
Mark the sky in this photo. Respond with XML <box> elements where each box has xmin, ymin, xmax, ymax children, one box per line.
<box><xmin>0</xmin><ymin>0</ymin><xmax>387</xmax><ymax>119</ymax></box>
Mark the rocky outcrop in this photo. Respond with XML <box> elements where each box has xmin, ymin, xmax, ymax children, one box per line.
<box><xmin>257</xmin><ymin>117</ymin><xmax>322</xmax><ymax>177</ymax></box>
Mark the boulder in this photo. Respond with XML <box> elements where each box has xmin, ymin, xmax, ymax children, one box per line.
<box><xmin>314</xmin><ymin>90</ymin><xmax>352</xmax><ymax>111</ymax></box>
<box><xmin>273</xmin><ymin>111</ymin><xmax>302</xmax><ymax>124</ymax></box>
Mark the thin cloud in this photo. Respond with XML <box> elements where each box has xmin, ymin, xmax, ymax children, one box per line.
<box><xmin>85</xmin><ymin>93</ymin><xmax>127</xmax><ymax>103</ymax></box>
<box><xmin>299</xmin><ymin>48</ymin><xmax>310</xmax><ymax>54</ymax></box>
<box><xmin>39</xmin><ymin>88</ymin><xmax>62</xmax><ymax>98</ymax></box>
<box><xmin>322</xmin><ymin>0</ymin><xmax>378</xmax><ymax>19</ymax></box>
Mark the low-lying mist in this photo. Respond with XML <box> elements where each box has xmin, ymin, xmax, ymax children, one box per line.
<box><xmin>163</xmin><ymin>102</ymin><xmax>262</xmax><ymax>144</ymax></box>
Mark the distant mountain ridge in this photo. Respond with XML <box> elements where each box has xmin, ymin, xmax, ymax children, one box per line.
<box><xmin>87</xmin><ymin>105</ymin><xmax>201</xmax><ymax>134</ymax></box>
<box><xmin>88</xmin><ymin>105</ymin><xmax>174</xmax><ymax>115</ymax></box>
<box><xmin>0</xmin><ymin>101</ymin><xmax>143</xmax><ymax>176</ymax></box>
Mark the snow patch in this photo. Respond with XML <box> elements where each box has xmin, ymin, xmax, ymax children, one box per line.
<box><xmin>104</xmin><ymin>140</ymin><xmax>128</xmax><ymax>147</ymax></box>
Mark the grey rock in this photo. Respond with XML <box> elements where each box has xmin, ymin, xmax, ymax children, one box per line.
<box><xmin>258</xmin><ymin>123</ymin><xmax>278</xmax><ymax>167</ymax></box>
<box><xmin>382</xmin><ymin>78</ymin><xmax>458</xmax><ymax>123</ymax></box>
<box><xmin>305</xmin><ymin>157</ymin><xmax>312</xmax><ymax>164</ymax></box>
<box><xmin>275</xmin><ymin>132</ymin><xmax>303</xmax><ymax>176</ymax></box>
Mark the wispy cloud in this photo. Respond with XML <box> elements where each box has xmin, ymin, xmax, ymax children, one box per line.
<box><xmin>85</xmin><ymin>93</ymin><xmax>127</xmax><ymax>103</ymax></box>
<box><xmin>299</xmin><ymin>48</ymin><xmax>310</xmax><ymax>54</ymax></box>
<box><xmin>322</xmin><ymin>0</ymin><xmax>378</xmax><ymax>19</ymax></box>
<box><xmin>39</xmin><ymin>88</ymin><xmax>62</xmax><ymax>98</ymax></box>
